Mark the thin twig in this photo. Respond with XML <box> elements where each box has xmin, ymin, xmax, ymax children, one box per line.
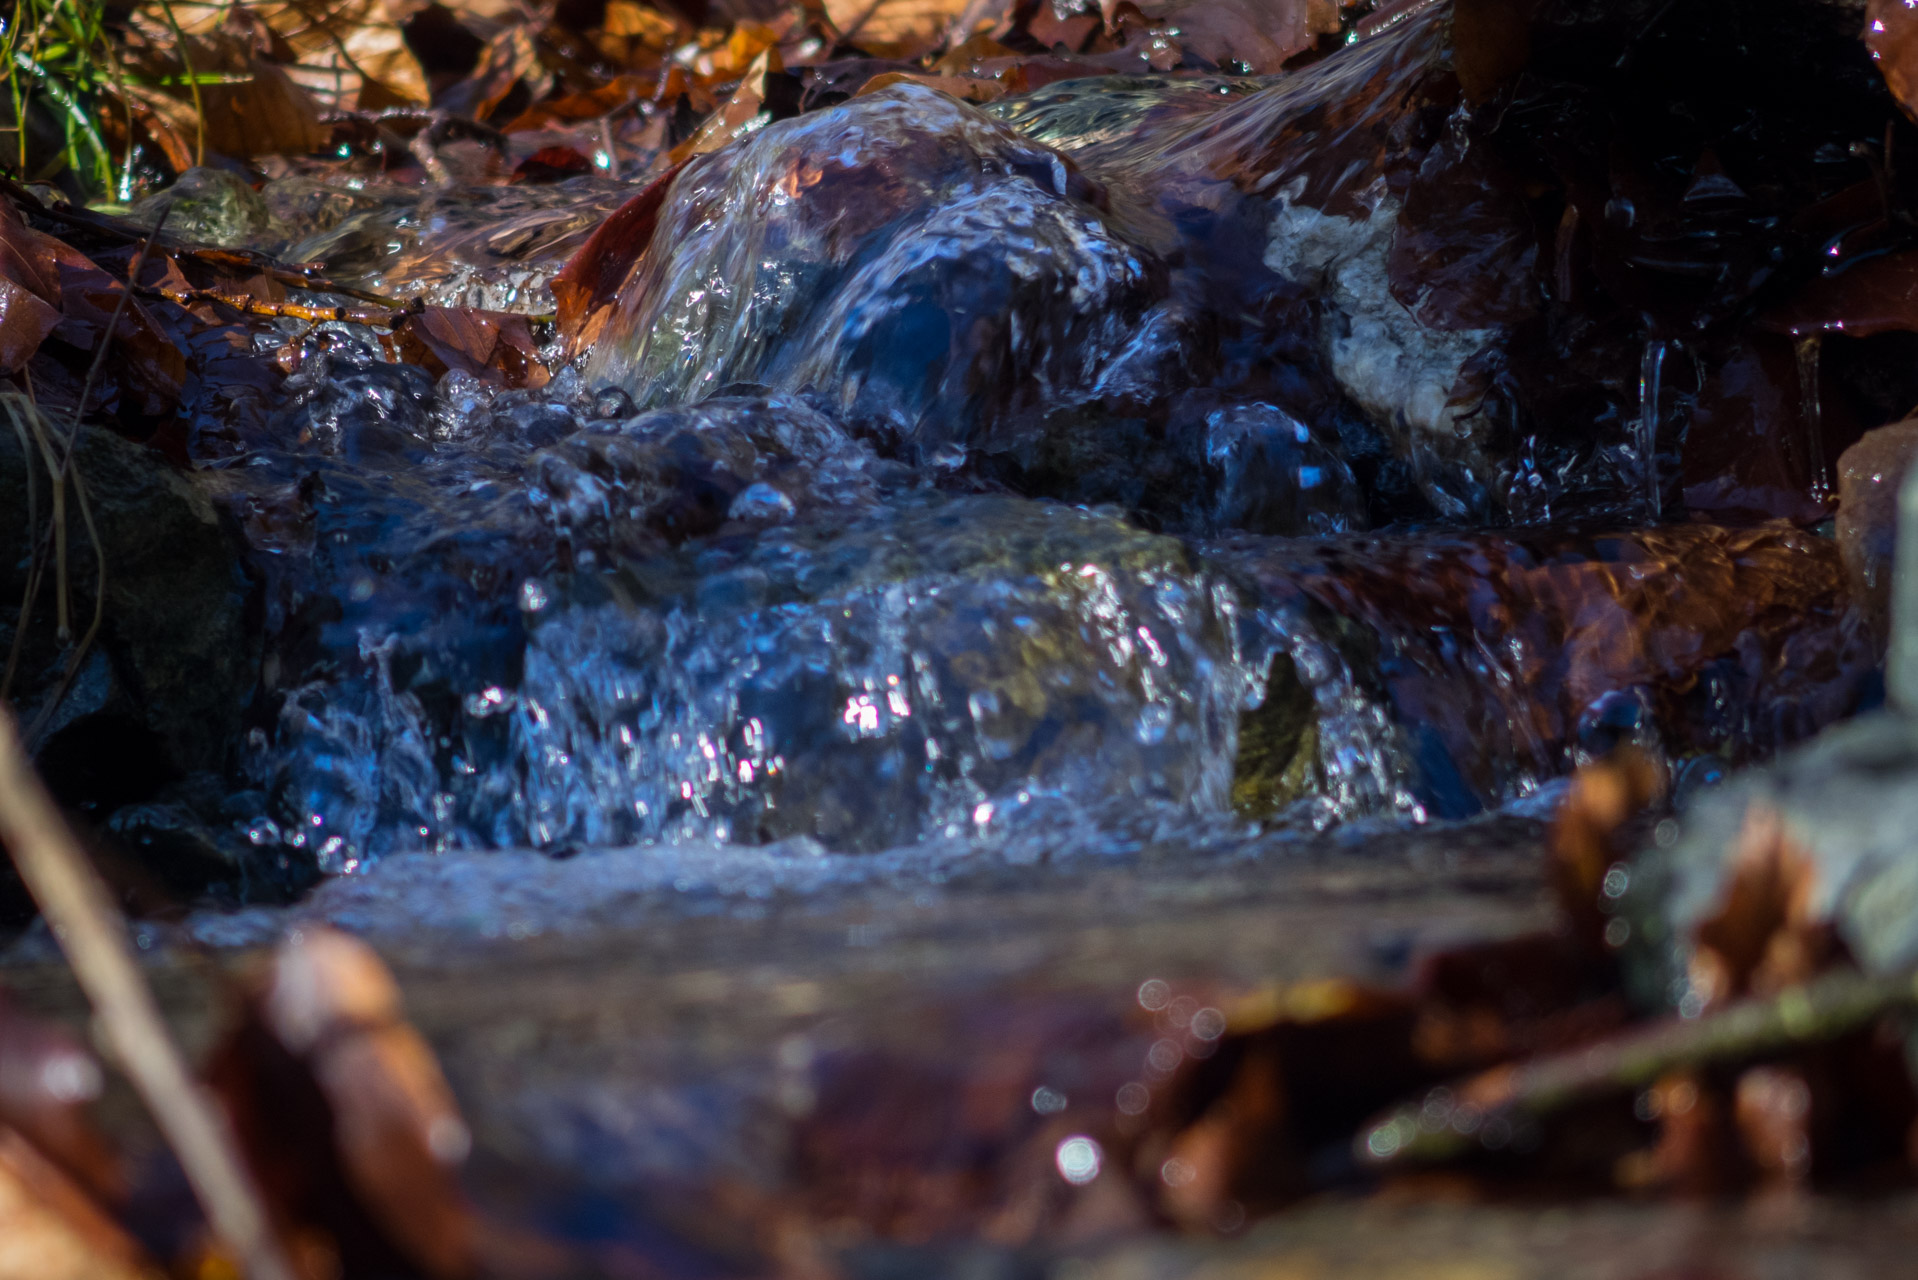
<box><xmin>137</xmin><ymin>279</ymin><xmax>395</xmax><ymax>326</ymax></box>
<box><xmin>1360</xmin><ymin>966</ymin><xmax>1918</xmax><ymax>1168</ymax></box>
<box><xmin>0</xmin><ymin>708</ymin><xmax>297</xmax><ymax>1280</ymax></box>
<box><xmin>0</xmin><ymin>178</ymin><xmax>403</xmax><ymax>308</ymax></box>
<box><xmin>0</xmin><ymin>393</ymin><xmax>39</xmax><ymax>700</ymax></box>
<box><xmin>58</xmin><ymin>198</ymin><xmax>167</xmax><ymax>482</ymax></box>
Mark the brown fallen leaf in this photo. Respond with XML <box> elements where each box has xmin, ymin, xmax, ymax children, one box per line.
<box><xmin>210</xmin><ymin>926</ymin><xmax>478</xmax><ymax>1280</ymax></box>
<box><xmin>1548</xmin><ymin>749</ymin><xmax>1661</xmax><ymax>954</ymax></box>
<box><xmin>198</xmin><ymin>56</ymin><xmax>332</xmax><ymax>158</ymax></box>
<box><xmin>1131</xmin><ymin>0</ymin><xmax>1351</xmax><ymax>73</ymax></box>
<box><xmin>437</xmin><ymin>26</ymin><xmax>550</xmax><ymax>123</ymax></box>
<box><xmin>0</xmin><ymin>200</ymin><xmax>186</xmax><ymax>415</ymax></box>
<box><xmin>1759</xmin><ymin>249</ymin><xmax>1918</xmax><ymax>339</ymax></box>
<box><xmin>1868</xmin><ymin>0</ymin><xmax>1918</xmax><ymax>124</ymax></box>
<box><xmin>853</xmin><ymin>69</ymin><xmax>1008</xmax><ymax>102</ymax></box>
<box><xmin>827</xmin><ymin>0</ymin><xmax>971</xmax><ymax>58</ymax></box>
<box><xmin>667</xmin><ymin>46</ymin><xmax>779</xmax><ymax>165</ymax></box>
<box><xmin>1733</xmin><ymin>1063</ymin><xmax>1813</xmax><ymax>1193</ymax></box>
<box><xmin>1613</xmin><ymin>1071</ymin><xmax>1738</xmax><ymax>1197</ymax></box>
<box><xmin>512</xmin><ymin>145</ymin><xmax>597</xmax><ymax>183</ymax></box>
<box><xmin>1688</xmin><ymin>803</ymin><xmax>1839</xmax><ymax>1010</ymax></box>
<box><xmin>139</xmin><ymin>0</ymin><xmax>429</xmax><ymax>113</ymax></box>
<box><xmin>501</xmin><ymin>74</ymin><xmax>654</xmax><ymax>132</ymax></box>
<box><xmin>552</xmin><ymin>156</ymin><xmax>689</xmax><ymax>356</ymax></box>
<box><xmin>395</xmin><ymin>306</ymin><xmax>550</xmax><ymax>388</ymax></box>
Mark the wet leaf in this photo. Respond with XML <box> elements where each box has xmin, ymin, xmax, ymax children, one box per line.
<box><xmin>853</xmin><ymin>68</ymin><xmax>1007</xmax><ymax>101</ymax></box>
<box><xmin>1758</xmin><ymin>249</ymin><xmax>1918</xmax><ymax>339</ymax></box>
<box><xmin>1134</xmin><ymin>0</ymin><xmax>1351</xmax><ymax>73</ymax></box>
<box><xmin>0</xmin><ymin>200</ymin><xmax>185</xmax><ymax>414</ymax></box>
<box><xmin>1867</xmin><ymin>0</ymin><xmax>1918</xmax><ymax>124</ymax></box>
<box><xmin>395</xmin><ymin>305</ymin><xmax>550</xmax><ymax>388</ymax></box>
<box><xmin>0</xmin><ymin>280</ymin><xmax>63</xmax><ymax>377</ymax></box>
<box><xmin>511</xmin><ymin>144</ymin><xmax>596</xmax><ymax>182</ymax></box>
<box><xmin>552</xmin><ymin>156</ymin><xmax>689</xmax><ymax>354</ymax></box>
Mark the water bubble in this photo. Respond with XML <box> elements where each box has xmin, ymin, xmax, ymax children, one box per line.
<box><xmin>728</xmin><ymin>482</ymin><xmax>797</xmax><ymax>525</ymax></box>
<box><xmin>1137</xmin><ymin>979</ymin><xmax>1170</xmax><ymax>1011</ymax></box>
<box><xmin>1054</xmin><ymin>1136</ymin><xmax>1102</xmax><ymax>1185</ymax></box>
<box><xmin>1031</xmin><ymin>1086</ymin><xmax>1068</xmax><ymax>1114</ymax></box>
<box><xmin>1115</xmin><ymin>1082</ymin><xmax>1150</xmax><ymax>1115</ymax></box>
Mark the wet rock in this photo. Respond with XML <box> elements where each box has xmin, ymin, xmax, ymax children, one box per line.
<box><xmin>1198</xmin><ymin>402</ymin><xmax>1366</xmax><ymax>536</ymax></box>
<box><xmin>129</xmin><ymin>167</ymin><xmax>274</xmax><ymax>249</ymax></box>
<box><xmin>238</xmin><ymin>363</ymin><xmax>1240</xmax><ymax>863</ymax></box>
<box><xmin>1216</xmin><ymin>522</ymin><xmax>1876</xmax><ymax>825</ymax></box>
<box><xmin>1836</xmin><ymin>420</ymin><xmax>1918</xmax><ymax>648</ymax></box>
<box><xmin>530</xmin><ymin>394</ymin><xmax>886</xmax><ymax>552</ymax></box>
<box><xmin>511</xmin><ymin>495</ymin><xmax>1244</xmax><ymax>854</ymax></box>
<box><xmin>584</xmin><ymin>83</ymin><xmax>1166</xmax><ymax>461</ymax></box>
<box><xmin>0</xmin><ymin>423</ymin><xmax>256</xmax><ymax>809</ymax></box>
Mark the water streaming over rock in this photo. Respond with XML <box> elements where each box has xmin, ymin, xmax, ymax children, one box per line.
<box><xmin>52</xmin><ymin>0</ymin><xmax>1906</xmax><ymax>890</ymax></box>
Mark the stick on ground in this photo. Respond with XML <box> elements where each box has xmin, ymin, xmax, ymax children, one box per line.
<box><xmin>0</xmin><ymin>708</ymin><xmax>296</xmax><ymax>1280</ymax></box>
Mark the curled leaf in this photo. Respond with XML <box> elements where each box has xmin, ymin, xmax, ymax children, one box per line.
<box><xmin>394</xmin><ymin>306</ymin><xmax>550</xmax><ymax>388</ymax></box>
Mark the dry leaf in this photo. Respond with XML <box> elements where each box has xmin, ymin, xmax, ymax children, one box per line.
<box><xmin>198</xmin><ymin>56</ymin><xmax>330</xmax><ymax>157</ymax></box>
<box><xmin>140</xmin><ymin>0</ymin><xmax>429</xmax><ymax>111</ymax></box>
<box><xmin>826</xmin><ymin>0</ymin><xmax>970</xmax><ymax>57</ymax></box>
<box><xmin>436</xmin><ymin>26</ymin><xmax>548</xmax><ymax>121</ymax></box>
<box><xmin>667</xmin><ymin>47</ymin><xmax>777</xmax><ymax>163</ymax></box>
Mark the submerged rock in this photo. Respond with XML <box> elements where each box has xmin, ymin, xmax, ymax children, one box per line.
<box><xmin>129</xmin><ymin>167</ymin><xmax>274</xmax><ymax>249</ymax></box>
<box><xmin>1217</xmin><ymin>522</ymin><xmax>1876</xmax><ymax>825</ymax></box>
<box><xmin>238</xmin><ymin>367</ymin><xmax>1243</xmax><ymax>864</ymax></box>
<box><xmin>585</xmin><ymin>83</ymin><xmax>1166</xmax><ymax>462</ymax></box>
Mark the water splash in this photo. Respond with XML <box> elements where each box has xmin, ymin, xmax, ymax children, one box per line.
<box><xmin>1636</xmin><ymin>339</ymin><xmax>1670</xmax><ymax>519</ymax></box>
<box><xmin>1796</xmin><ymin>334</ymin><xmax>1829</xmax><ymax>503</ymax></box>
